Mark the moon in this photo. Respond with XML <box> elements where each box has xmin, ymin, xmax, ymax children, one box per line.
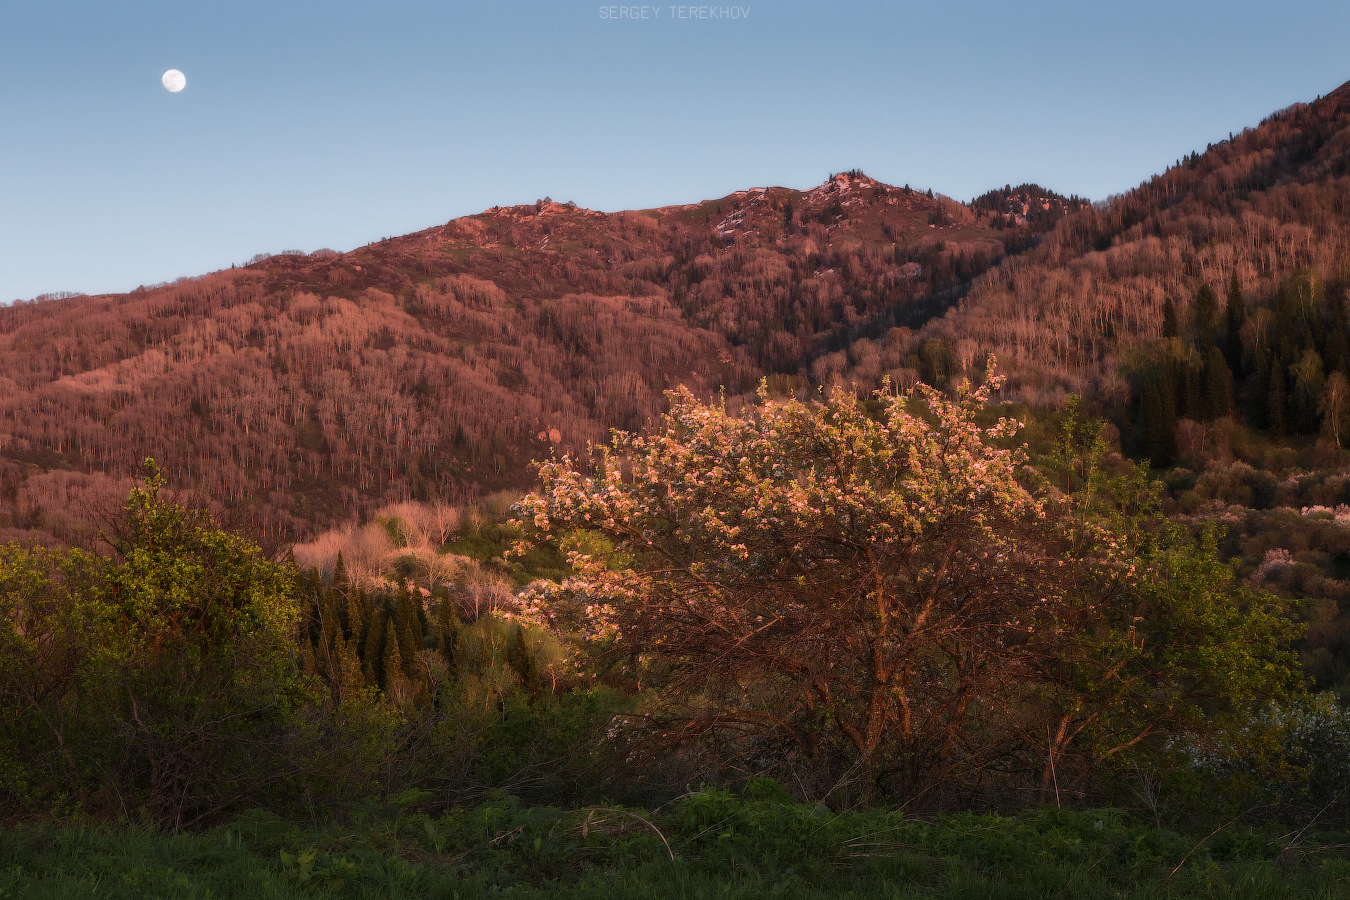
<box><xmin>162</xmin><ymin>69</ymin><xmax>187</xmax><ymax>93</ymax></box>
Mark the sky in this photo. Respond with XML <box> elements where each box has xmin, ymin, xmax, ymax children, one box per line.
<box><xmin>2</xmin><ymin>1</ymin><xmax>1349</xmax><ymax>303</ymax></box>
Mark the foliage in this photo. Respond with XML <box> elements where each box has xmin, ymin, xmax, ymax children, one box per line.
<box><xmin>0</xmin><ymin>463</ymin><xmax>307</xmax><ymax>826</ymax></box>
<box><xmin>917</xmin><ymin>86</ymin><xmax>1350</xmax><ymax>410</ymax></box>
<box><xmin>0</xmin><ymin>465</ymin><xmax>615</xmax><ymax>825</ymax></box>
<box><xmin>514</xmin><ymin>368</ymin><xmax>1305</xmax><ymax>806</ymax></box>
<box><xmin>1176</xmin><ymin>692</ymin><xmax>1350</xmax><ymax>823</ymax></box>
<box><xmin>4</xmin><ymin>795</ymin><xmax>1350</xmax><ymax>899</ymax></box>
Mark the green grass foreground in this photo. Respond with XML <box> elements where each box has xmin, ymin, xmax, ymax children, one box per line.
<box><xmin>2</xmin><ymin>798</ymin><xmax>1349</xmax><ymax>899</ymax></box>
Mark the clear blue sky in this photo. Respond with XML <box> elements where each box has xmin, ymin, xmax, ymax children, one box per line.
<box><xmin>3</xmin><ymin>1</ymin><xmax>1348</xmax><ymax>302</ymax></box>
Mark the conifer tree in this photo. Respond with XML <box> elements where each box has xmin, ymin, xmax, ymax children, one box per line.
<box><xmin>394</xmin><ymin>579</ymin><xmax>418</xmax><ymax>677</ymax></box>
<box><xmin>435</xmin><ymin>600</ymin><xmax>460</xmax><ymax>675</ymax></box>
<box><xmin>1268</xmin><ymin>363</ymin><xmax>1287</xmax><ymax>434</ymax></box>
<box><xmin>1203</xmin><ymin>346</ymin><xmax>1233</xmax><ymax>420</ymax></box>
<box><xmin>380</xmin><ymin>619</ymin><xmax>402</xmax><ymax>691</ymax></box>
<box><xmin>1142</xmin><ymin>382</ymin><xmax>1175</xmax><ymax>466</ymax></box>
<box><xmin>1225</xmin><ymin>272</ymin><xmax>1247</xmax><ymax>371</ymax></box>
<box><xmin>357</xmin><ymin>588</ymin><xmax>377</xmax><ymax>657</ymax></box>
<box><xmin>332</xmin><ymin>551</ymin><xmax>348</xmax><ymax>594</ymax></box>
<box><xmin>342</xmin><ymin>597</ymin><xmax>366</xmax><ymax>687</ymax></box>
<box><xmin>360</xmin><ymin>588</ymin><xmax>376</xmax><ymax>636</ymax></box>
<box><xmin>507</xmin><ymin>624</ymin><xmax>540</xmax><ymax>695</ymax></box>
<box><xmin>319</xmin><ymin>585</ymin><xmax>341</xmax><ymax>664</ymax></box>
<box><xmin>1183</xmin><ymin>364</ymin><xmax>1203</xmax><ymax>419</ymax></box>
<box><xmin>1327</xmin><ymin>328</ymin><xmax>1350</xmax><ymax>375</ymax></box>
<box><xmin>1193</xmin><ymin>282</ymin><xmax>1219</xmax><ymax>339</ymax></box>
<box><xmin>363</xmin><ymin>600</ymin><xmax>386</xmax><ymax>686</ymax></box>
<box><xmin>343</xmin><ymin>588</ymin><xmax>364</xmax><ymax>646</ymax></box>
<box><xmin>413</xmin><ymin>591</ymin><xmax>429</xmax><ymax>642</ymax></box>
<box><xmin>335</xmin><ymin>635</ymin><xmax>366</xmax><ymax>701</ymax></box>
<box><xmin>1327</xmin><ymin>294</ymin><xmax>1350</xmax><ymax>375</ymax></box>
<box><xmin>1273</xmin><ymin>285</ymin><xmax>1298</xmax><ymax>359</ymax></box>
<box><xmin>1160</xmin><ymin>361</ymin><xmax>1179</xmax><ymax>424</ymax></box>
<box><xmin>1162</xmin><ymin>298</ymin><xmax>1179</xmax><ymax>338</ymax></box>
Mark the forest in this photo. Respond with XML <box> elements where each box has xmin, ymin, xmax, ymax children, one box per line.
<box><xmin>0</xmin><ymin>172</ymin><xmax>1073</xmax><ymax>552</ymax></box>
<box><xmin>3</xmin><ymin>380</ymin><xmax>1348</xmax><ymax>897</ymax></box>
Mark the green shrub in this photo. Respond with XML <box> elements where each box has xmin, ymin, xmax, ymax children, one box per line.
<box><xmin>0</xmin><ymin>464</ymin><xmax>309</xmax><ymax>825</ymax></box>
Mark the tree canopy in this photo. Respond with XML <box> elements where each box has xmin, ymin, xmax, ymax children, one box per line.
<box><xmin>515</xmin><ymin>367</ymin><xmax>1304</xmax><ymax>804</ymax></box>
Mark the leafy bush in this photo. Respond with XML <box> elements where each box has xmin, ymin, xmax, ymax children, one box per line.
<box><xmin>514</xmin><ymin>367</ymin><xmax>1306</xmax><ymax>808</ymax></box>
<box><xmin>0</xmin><ymin>465</ymin><xmax>308</xmax><ymax>825</ymax></box>
<box><xmin>1177</xmin><ymin>693</ymin><xmax>1350</xmax><ymax>824</ymax></box>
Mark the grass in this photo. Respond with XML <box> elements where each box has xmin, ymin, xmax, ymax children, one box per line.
<box><xmin>3</xmin><ymin>797</ymin><xmax>1350</xmax><ymax>899</ymax></box>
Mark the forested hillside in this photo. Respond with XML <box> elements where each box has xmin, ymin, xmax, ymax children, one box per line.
<box><xmin>0</xmin><ymin>174</ymin><xmax>1065</xmax><ymax>548</ymax></box>
<box><xmin>915</xmin><ymin>81</ymin><xmax>1350</xmax><ymax>406</ymax></box>
<box><xmin>6</xmin><ymin>79</ymin><xmax>1350</xmax><ymax>558</ymax></box>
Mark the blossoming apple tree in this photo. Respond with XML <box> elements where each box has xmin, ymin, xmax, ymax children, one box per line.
<box><xmin>513</xmin><ymin>364</ymin><xmax>1302</xmax><ymax>803</ymax></box>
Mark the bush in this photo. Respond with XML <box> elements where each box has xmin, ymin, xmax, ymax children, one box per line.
<box><xmin>514</xmin><ymin>368</ymin><xmax>1306</xmax><ymax>808</ymax></box>
<box><xmin>1177</xmin><ymin>693</ymin><xmax>1350</xmax><ymax>824</ymax></box>
<box><xmin>0</xmin><ymin>464</ymin><xmax>308</xmax><ymax>825</ymax></box>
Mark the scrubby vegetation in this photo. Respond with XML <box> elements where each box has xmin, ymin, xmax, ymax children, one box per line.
<box><xmin>1103</xmin><ymin>267</ymin><xmax>1350</xmax><ymax>701</ymax></box>
<box><xmin>4</xmin><ymin>373</ymin><xmax>1350</xmax><ymax>895</ymax></box>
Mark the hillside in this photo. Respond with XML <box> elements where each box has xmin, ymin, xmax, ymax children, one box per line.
<box><xmin>913</xmin><ymin>82</ymin><xmax>1350</xmax><ymax>406</ymax></box>
<box><xmin>0</xmin><ymin>173</ymin><xmax>1051</xmax><ymax>549</ymax></box>
<box><xmin>7</xmin><ymin>79</ymin><xmax>1350</xmax><ymax>556</ymax></box>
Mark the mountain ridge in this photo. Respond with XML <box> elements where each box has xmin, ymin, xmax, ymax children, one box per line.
<box><xmin>5</xmin><ymin>80</ymin><xmax>1350</xmax><ymax>550</ymax></box>
<box><xmin>2</xmin><ymin>170</ymin><xmax>1056</xmax><ymax>548</ymax></box>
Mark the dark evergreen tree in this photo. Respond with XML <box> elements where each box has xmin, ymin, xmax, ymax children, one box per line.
<box><xmin>413</xmin><ymin>590</ymin><xmax>429</xmax><ymax>643</ymax></box>
<box><xmin>1159</xmin><ymin>360</ymin><xmax>1180</xmax><ymax>423</ymax></box>
<box><xmin>1162</xmin><ymin>298</ymin><xmax>1179</xmax><ymax>338</ymax></box>
<box><xmin>380</xmin><ymin>619</ymin><xmax>402</xmax><ymax>691</ymax></box>
<box><xmin>1268</xmin><ymin>363</ymin><xmax>1287</xmax><ymax>435</ymax></box>
<box><xmin>1273</xmin><ymin>285</ymin><xmax>1299</xmax><ymax>362</ymax></box>
<box><xmin>1183</xmin><ymin>363</ymin><xmax>1203</xmax><ymax>419</ymax></box>
<box><xmin>1203</xmin><ymin>345</ymin><xmax>1233</xmax><ymax>420</ymax></box>
<box><xmin>1193</xmin><ymin>282</ymin><xmax>1219</xmax><ymax>340</ymax></box>
<box><xmin>332</xmin><ymin>551</ymin><xmax>348</xmax><ymax>593</ymax></box>
<box><xmin>363</xmin><ymin>599</ymin><xmax>387</xmax><ymax>686</ymax></box>
<box><xmin>394</xmin><ymin>578</ymin><xmax>419</xmax><ymax>678</ymax></box>
<box><xmin>1327</xmin><ymin>293</ymin><xmax>1350</xmax><ymax>375</ymax></box>
<box><xmin>435</xmin><ymin>599</ymin><xmax>460</xmax><ymax>675</ymax></box>
<box><xmin>359</xmin><ymin>589</ymin><xmax>377</xmax><ymax>658</ymax></box>
<box><xmin>1224</xmin><ymin>271</ymin><xmax>1247</xmax><ymax>371</ymax></box>
<box><xmin>1328</xmin><ymin>327</ymin><xmax>1350</xmax><ymax>377</ymax></box>
<box><xmin>1141</xmin><ymin>382</ymin><xmax>1176</xmax><ymax>466</ymax></box>
<box><xmin>344</xmin><ymin>589</ymin><xmax>365</xmax><ymax>651</ymax></box>
<box><xmin>299</xmin><ymin>567</ymin><xmax>322</xmax><ymax>646</ymax></box>
<box><xmin>507</xmin><ymin>624</ymin><xmax>541</xmax><ymax>695</ymax></box>
<box><xmin>319</xmin><ymin>585</ymin><xmax>341</xmax><ymax>659</ymax></box>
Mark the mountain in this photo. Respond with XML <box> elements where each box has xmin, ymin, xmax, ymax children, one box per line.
<box><xmin>910</xmin><ymin>82</ymin><xmax>1350</xmax><ymax>407</ymax></box>
<box><xmin>6</xmin><ymin>78</ymin><xmax>1350</xmax><ymax>555</ymax></box>
<box><xmin>0</xmin><ymin>173</ymin><xmax>1054</xmax><ymax>549</ymax></box>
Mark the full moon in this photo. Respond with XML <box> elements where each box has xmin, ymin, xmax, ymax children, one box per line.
<box><xmin>162</xmin><ymin>69</ymin><xmax>186</xmax><ymax>93</ymax></box>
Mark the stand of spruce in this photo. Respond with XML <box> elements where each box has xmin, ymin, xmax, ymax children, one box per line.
<box><xmin>1138</xmin><ymin>269</ymin><xmax>1350</xmax><ymax>465</ymax></box>
<box><xmin>295</xmin><ymin>553</ymin><xmax>541</xmax><ymax>704</ymax></box>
